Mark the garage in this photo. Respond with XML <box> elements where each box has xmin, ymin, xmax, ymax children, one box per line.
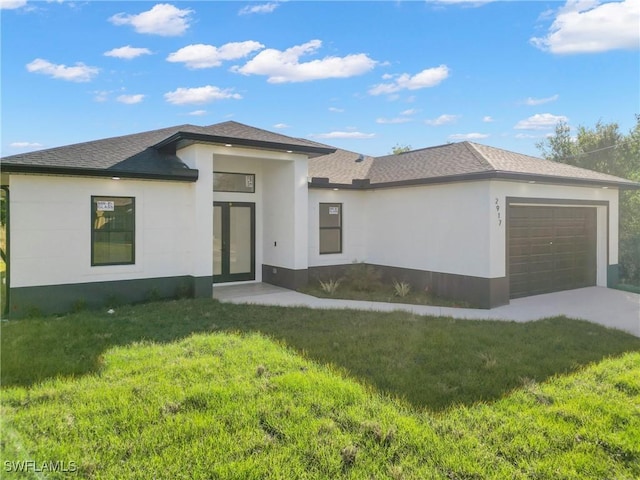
<box><xmin>508</xmin><ymin>205</ymin><xmax>597</xmax><ymax>298</ymax></box>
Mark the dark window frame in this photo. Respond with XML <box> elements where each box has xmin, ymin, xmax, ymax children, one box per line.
<box><xmin>213</xmin><ymin>171</ymin><xmax>256</xmax><ymax>193</ymax></box>
<box><xmin>319</xmin><ymin>202</ymin><xmax>342</xmax><ymax>255</ymax></box>
<box><xmin>91</xmin><ymin>195</ymin><xmax>136</xmax><ymax>266</ymax></box>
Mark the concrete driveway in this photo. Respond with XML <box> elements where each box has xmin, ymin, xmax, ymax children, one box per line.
<box><xmin>213</xmin><ymin>284</ymin><xmax>640</xmax><ymax>337</ymax></box>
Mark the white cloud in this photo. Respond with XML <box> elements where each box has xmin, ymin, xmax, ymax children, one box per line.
<box><xmin>109</xmin><ymin>3</ymin><xmax>193</xmax><ymax>37</ymax></box>
<box><xmin>400</xmin><ymin>108</ymin><xmax>419</xmax><ymax>116</ymax></box>
<box><xmin>482</xmin><ymin>116</ymin><xmax>494</xmax><ymax>122</ymax></box>
<box><xmin>328</xmin><ymin>107</ymin><xmax>344</xmax><ymax>113</ymax></box>
<box><xmin>104</xmin><ymin>46</ymin><xmax>152</xmax><ymax>60</ymax></box>
<box><xmin>26</xmin><ymin>58</ymin><xmax>98</xmax><ymax>82</ymax></box>
<box><xmin>311</xmin><ymin>131</ymin><xmax>376</xmax><ymax>139</ymax></box>
<box><xmin>523</xmin><ymin>94</ymin><xmax>559</xmax><ymax>106</ymax></box>
<box><xmin>448</xmin><ymin>132</ymin><xmax>489</xmax><ymax>140</ymax></box>
<box><xmin>514</xmin><ymin>113</ymin><xmax>568</xmax><ymax>130</ymax></box>
<box><xmin>10</xmin><ymin>141</ymin><xmax>43</xmax><ymax>149</ymax></box>
<box><xmin>167</xmin><ymin>41</ymin><xmax>264</xmax><ymax>69</ymax></box>
<box><xmin>239</xmin><ymin>2</ymin><xmax>280</xmax><ymax>15</ymax></box>
<box><xmin>425</xmin><ymin>114</ymin><xmax>459</xmax><ymax>126</ymax></box>
<box><xmin>117</xmin><ymin>94</ymin><xmax>145</xmax><ymax>104</ymax></box>
<box><xmin>188</xmin><ymin>110</ymin><xmax>207</xmax><ymax>116</ymax></box>
<box><xmin>273</xmin><ymin>123</ymin><xmax>290</xmax><ymax>129</ymax></box>
<box><xmin>376</xmin><ymin>117</ymin><xmax>412</xmax><ymax>124</ymax></box>
<box><xmin>164</xmin><ymin>85</ymin><xmax>242</xmax><ymax>105</ymax></box>
<box><xmin>233</xmin><ymin>39</ymin><xmax>376</xmax><ymax>83</ymax></box>
<box><xmin>94</xmin><ymin>90</ymin><xmax>110</xmax><ymax>102</ymax></box>
<box><xmin>368</xmin><ymin>65</ymin><xmax>449</xmax><ymax>95</ymax></box>
<box><xmin>531</xmin><ymin>0</ymin><xmax>640</xmax><ymax>54</ymax></box>
<box><xmin>1</xmin><ymin>0</ymin><xmax>27</xmax><ymax>9</ymax></box>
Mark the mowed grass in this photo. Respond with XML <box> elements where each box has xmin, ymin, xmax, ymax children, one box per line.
<box><xmin>3</xmin><ymin>299</ymin><xmax>639</xmax><ymax>411</ymax></box>
<box><xmin>2</xmin><ymin>299</ymin><xmax>640</xmax><ymax>478</ymax></box>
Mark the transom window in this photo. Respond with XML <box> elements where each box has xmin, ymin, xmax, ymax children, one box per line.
<box><xmin>319</xmin><ymin>203</ymin><xmax>342</xmax><ymax>254</ymax></box>
<box><xmin>91</xmin><ymin>196</ymin><xmax>135</xmax><ymax>266</ymax></box>
<box><xmin>213</xmin><ymin>172</ymin><xmax>255</xmax><ymax>193</ymax></box>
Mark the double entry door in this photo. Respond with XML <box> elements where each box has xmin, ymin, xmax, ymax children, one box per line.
<box><xmin>213</xmin><ymin>202</ymin><xmax>255</xmax><ymax>283</ymax></box>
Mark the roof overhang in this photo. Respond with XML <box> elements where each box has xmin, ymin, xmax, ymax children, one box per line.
<box><xmin>1</xmin><ymin>164</ymin><xmax>199</xmax><ymax>182</ymax></box>
<box><xmin>309</xmin><ymin>170</ymin><xmax>640</xmax><ymax>190</ymax></box>
<box><xmin>154</xmin><ymin>131</ymin><xmax>336</xmax><ymax>159</ymax></box>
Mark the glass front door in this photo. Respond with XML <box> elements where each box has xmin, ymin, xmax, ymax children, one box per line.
<box><xmin>213</xmin><ymin>202</ymin><xmax>255</xmax><ymax>283</ymax></box>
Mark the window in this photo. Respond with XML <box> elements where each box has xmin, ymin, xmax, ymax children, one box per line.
<box><xmin>91</xmin><ymin>196</ymin><xmax>135</xmax><ymax>266</ymax></box>
<box><xmin>319</xmin><ymin>203</ymin><xmax>342</xmax><ymax>254</ymax></box>
<box><xmin>213</xmin><ymin>172</ymin><xmax>255</xmax><ymax>193</ymax></box>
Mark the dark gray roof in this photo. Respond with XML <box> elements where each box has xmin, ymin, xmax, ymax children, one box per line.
<box><xmin>3</xmin><ymin>122</ymin><xmax>637</xmax><ymax>188</ymax></box>
<box><xmin>309</xmin><ymin>141</ymin><xmax>640</xmax><ymax>189</ymax></box>
<box><xmin>1</xmin><ymin>121</ymin><xmax>334</xmax><ymax>181</ymax></box>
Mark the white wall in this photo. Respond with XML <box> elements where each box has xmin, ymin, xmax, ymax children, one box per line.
<box><xmin>308</xmin><ymin>189</ymin><xmax>368</xmax><ymax>267</ymax></box>
<box><xmin>180</xmin><ymin>144</ymin><xmax>309</xmax><ymax>278</ymax></box>
<box><xmin>9</xmin><ymin>174</ymin><xmax>194</xmax><ymax>288</ymax></box>
<box><xmin>309</xmin><ymin>179</ymin><xmax>619</xmax><ymax>285</ymax></box>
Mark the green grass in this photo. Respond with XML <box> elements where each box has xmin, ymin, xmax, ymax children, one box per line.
<box><xmin>2</xmin><ymin>299</ymin><xmax>640</xmax><ymax>478</ymax></box>
<box><xmin>2</xmin><ymin>299</ymin><xmax>639</xmax><ymax>411</ymax></box>
<box><xmin>614</xmin><ymin>283</ymin><xmax>640</xmax><ymax>294</ymax></box>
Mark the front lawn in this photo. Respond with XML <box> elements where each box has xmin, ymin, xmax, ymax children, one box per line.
<box><xmin>1</xmin><ymin>302</ymin><xmax>639</xmax><ymax>479</ymax></box>
<box><xmin>2</xmin><ymin>299</ymin><xmax>639</xmax><ymax>411</ymax></box>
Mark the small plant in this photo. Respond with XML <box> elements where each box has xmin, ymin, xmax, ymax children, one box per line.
<box><xmin>71</xmin><ymin>299</ymin><xmax>87</xmax><ymax>313</ymax></box>
<box><xmin>146</xmin><ymin>288</ymin><xmax>162</xmax><ymax>302</ymax></box>
<box><xmin>393</xmin><ymin>280</ymin><xmax>412</xmax><ymax>297</ymax></box>
<box><xmin>344</xmin><ymin>261</ymin><xmax>382</xmax><ymax>292</ymax></box>
<box><xmin>319</xmin><ymin>278</ymin><xmax>341</xmax><ymax>295</ymax></box>
<box><xmin>478</xmin><ymin>352</ymin><xmax>497</xmax><ymax>369</ymax></box>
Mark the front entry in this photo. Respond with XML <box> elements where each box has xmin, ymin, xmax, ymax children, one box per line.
<box><xmin>213</xmin><ymin>202</ymin><xmax>255</xmax><ymax>283</ymax></box>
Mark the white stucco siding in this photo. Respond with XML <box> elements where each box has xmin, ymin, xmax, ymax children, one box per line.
<box><xmin>365</xmin><ymin>182</ymin><xmax>492</xmax><ymax>278</ymax></box>
<box><xmin>8</xmin><ymin>174</ymin><xmax>194</xmax><ymax>288</ymax></box>
<box><xmin>179</xmin><ymin>144</ymin><xmax>309</xmax><ymax>276</ymax></box>
<box><xmin>308</xmin><ymin>189</ymin><xmax>368</xmax><ymax>267</ymax></box>
<box><xmin>489</xmin><ymin>180</ymin><xmax>619</xmax><ymax>286</ymax></box>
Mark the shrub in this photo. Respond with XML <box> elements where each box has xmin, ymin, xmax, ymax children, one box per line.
<box><xmin>319</xmin><ymin>278</ymin><xmax>341</xmax><ymax>295</ymax></box>
<box><xmin>344</xmin><ymin>262</ymin><xmax>382</xmax><ymax>292</ymax></box>
<box><xmin>393</xmin><ymin>280</ymin><xmax>412</xmax><ymax>297</ymax></box>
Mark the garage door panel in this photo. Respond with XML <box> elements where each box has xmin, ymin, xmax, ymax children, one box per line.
<box><xmin>508</xmin><ymin>206</ymin><xmax>597</xmax><ymax>299</ymax></box>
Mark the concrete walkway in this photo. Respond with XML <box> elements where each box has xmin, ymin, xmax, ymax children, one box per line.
<box><xmin>213</xmin><ymin>283</ymin><xmax>640</xmax><ymax>337</ymax></box>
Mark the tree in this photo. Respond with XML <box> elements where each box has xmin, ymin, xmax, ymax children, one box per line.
<box><xmin>537</xmin><ymin>116</ymin><xmax>640</xmax><ymax>285</ymax></box>
<box><xmin>390</xmin><ymin>143</ymin><xmax>411</xmax><ymax>155</ymax></box>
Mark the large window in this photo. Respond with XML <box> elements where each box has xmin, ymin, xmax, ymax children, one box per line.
<box><xmin>213</xmin><ymin>172</ymin><xmax>255</xmax><ymax>193</ymax></box>
<box><xmin>91</xmin><ymin>196</ymin><xmax>135</xmax><ymax>266</ymax></box>
<box><xmin>319</xmin><ymin>203</ymin><xmax>342</xmax><ymax>254</ymax></box>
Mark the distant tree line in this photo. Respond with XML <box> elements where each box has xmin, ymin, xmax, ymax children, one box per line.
<box><xmin>537</xmin><ymin>115</ymin><xmax>640</xmax><ymax>286</ymax></box>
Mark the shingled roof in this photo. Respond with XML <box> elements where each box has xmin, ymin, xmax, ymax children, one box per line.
<box><xmin>309</xmin><ymin>141</ymin><xmax>639</xmax><ymax>189</ymax></box>
<box><xmin>1</xmin><ymin>121</ymin><xmax>335</xmax><ymax>181</ymax></box>
<box><xmin>3</xmin><ymin>122</ymin><xmax>637</xmax><ymax>189</ymax></box>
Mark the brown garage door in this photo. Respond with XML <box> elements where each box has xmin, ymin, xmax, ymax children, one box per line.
<box><xmin>508</xmin><ymin>206</ymin><xmax>597</xmax><ymax>298</ymax></box>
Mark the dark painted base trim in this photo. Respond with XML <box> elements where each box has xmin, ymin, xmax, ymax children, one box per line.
<box><xmin>308</xmin><ymin>263</ymin><xmax>509</xmax><ymax>309</ymax></box>
<box><xmin>8</xmin><ymin>275</ymin><xmax>213</xmax><ymax>318</ymax></box>
<box><xmin>262</xmin><ymin>264</ymin><xmax>308</xmax><ymax>290</ymax></box>
<box><xmin>607</xmin><ymin>264</ymin><xmax>620</xmax><ymax>287</ymax></box>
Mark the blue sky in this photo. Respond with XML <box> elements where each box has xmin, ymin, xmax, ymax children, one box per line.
<box><xmin>1</xmin><ymin>0</ymin><xmax>638</xmax><ymax>158</ymax></box>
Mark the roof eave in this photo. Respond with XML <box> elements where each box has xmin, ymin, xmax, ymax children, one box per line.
<box><xmin>1</xmin><ymin>164</ymin><xmax>199</xmax><ymax>182</ymax></box>
<box><xmin>309</xmin><ymin>170</ymin><xmax>640</xmax><ymax>190</ymax></box>
<box><xmin>155</xmin><ymin>131</ymin><xmax>336</xmax><ymax>158</ymax></box>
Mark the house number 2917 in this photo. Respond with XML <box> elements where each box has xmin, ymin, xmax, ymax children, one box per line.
<box><xmin>495</xmin><ymin>197</ymin><xmax>502</xmax><ymax>226</ymax></box>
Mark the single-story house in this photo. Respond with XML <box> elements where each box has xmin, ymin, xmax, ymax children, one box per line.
<box><xmin>1</xmin><ymin>121</ymin><xmax>638</xmax><ymax>316</ymax></box>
